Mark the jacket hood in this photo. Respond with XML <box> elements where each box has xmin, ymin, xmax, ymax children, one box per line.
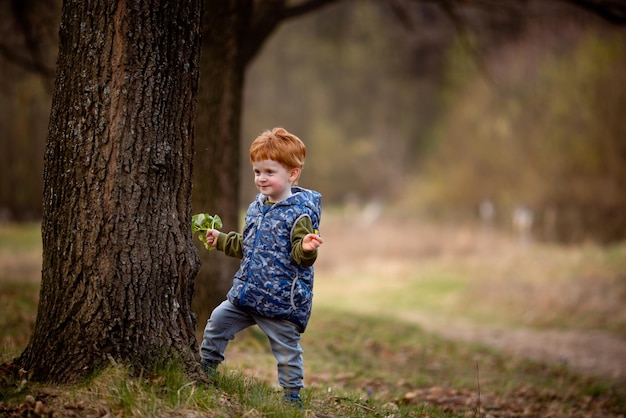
<box><xmin>255</xmin><ymin>187</ymin><xmax>322</xmax><ymax>217</ymax></box>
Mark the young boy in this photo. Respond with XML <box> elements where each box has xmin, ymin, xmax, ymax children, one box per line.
<box><xmin>200</xmin><ymin>127</ymin><xmax>323</xmax><ymax>407</ymax></box>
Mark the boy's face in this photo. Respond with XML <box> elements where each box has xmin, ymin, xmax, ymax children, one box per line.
<box><xmin>252</xmin><ymin>160</ymin><xmax>300</xmax><ymax>203</ymax></box>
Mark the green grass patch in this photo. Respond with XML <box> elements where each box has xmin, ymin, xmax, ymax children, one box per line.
<box><xmin>0</xmin><ymin>281</ymin><xmax>39</xmax><ymax>359</ymax></box>
<box><xmin>0</xmin><ymin>223</ymin><xmax>41</xmax><ymax>253</ymax></box>
<box><xmin>385</xmin><ymin>271</ymin><xmax>468</xmax><ymax>313</ymax></box>
<box><xmin>314</xmin><ymin>265</ymin><xmax>468</xmax><ymax>318</ymax></box>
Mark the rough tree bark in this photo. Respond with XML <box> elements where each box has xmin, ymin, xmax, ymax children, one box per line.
<box><xmin>17</xmin><ymin>0</ymin><xmax>202</xmax><ymax>382</ymax></box>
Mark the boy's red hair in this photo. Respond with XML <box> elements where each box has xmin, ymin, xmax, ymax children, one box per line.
<box><xmin>249</xmin><ymin>127</ymin><xmax>306</xmax><ymax>170</ymax></box>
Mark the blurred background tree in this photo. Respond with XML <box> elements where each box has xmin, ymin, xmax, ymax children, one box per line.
<box><xmin>0</xmin><ymin>0</ymin><xmax>57</xmax><ymax>221</ymax></box>
<box><xmin>420</xmin><ymin>28</ymin><xmax>626</xmax><ymax>243</ymax></box>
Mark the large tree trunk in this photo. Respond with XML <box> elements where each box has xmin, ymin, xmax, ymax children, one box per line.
<box><xmin>17</xmin><ymin>0</ymin><xmax>202</xmax><ymax>383</ymax></box>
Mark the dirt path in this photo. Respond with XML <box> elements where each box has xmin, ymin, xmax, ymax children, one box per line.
<box><xmin>399</xmin><ymin>312</ymin><xmax>626</xmax><ymax>383</ymax></box>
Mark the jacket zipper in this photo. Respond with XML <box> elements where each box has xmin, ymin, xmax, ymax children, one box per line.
<box><xmin>239</xmin><ymin>210</ymin><xmax>266</xmax><ymax>306</ymax></box>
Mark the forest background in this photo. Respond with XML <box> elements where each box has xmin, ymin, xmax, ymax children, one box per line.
<box><xmin>1</xmin><ymin>0</ymin><xmax>625</xmax><ymax>245</ymax></box>
<box><xmin>0</xmin><ymin>1</ymin><xmax>625</xmax><ymax>415</ymax></box>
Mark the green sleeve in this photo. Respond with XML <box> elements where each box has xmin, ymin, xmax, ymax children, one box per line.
<box><xmin>291</xmin><ymin>216</ymin><xmax>318</xmax><ymax>267</ymax></box>
<box><xmin>216</xmin><ymin>231</ymin><xmax>243</xmax><ymax>259</ymax></box>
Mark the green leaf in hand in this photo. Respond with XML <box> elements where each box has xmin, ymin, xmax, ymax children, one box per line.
<box><xmin>191</xmin><ymin>213</ymin><xmax>223</xmax><ymax>250</ymax></box>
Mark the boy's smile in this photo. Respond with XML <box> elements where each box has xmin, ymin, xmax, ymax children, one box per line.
<box><xmin>252</xmin><ymin>160</ymin><xmax>300</xmax><ymax>203</ymax></box>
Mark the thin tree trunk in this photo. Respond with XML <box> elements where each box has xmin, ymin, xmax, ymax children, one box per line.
<box><xmin>192</xmin><ymin>0</ymin><xmax>248</xmax><ymax>325</ymax></box>
<box><xmin>18</xmin><ymin>0</ymin><xmax>202</xmax><ymax>383</ymax></box>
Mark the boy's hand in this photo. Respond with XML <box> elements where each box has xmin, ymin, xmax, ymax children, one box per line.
<box><xmin>302</xmin><ymin>232</ymin><xmax>323</xmax><ymax>252</ymax></box>
<box><xmin>205</xmin><ymin>229</ymin><xmax>219</xmax><ymax>248</ymax></box>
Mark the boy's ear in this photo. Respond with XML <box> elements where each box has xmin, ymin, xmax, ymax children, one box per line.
<box><xmin>289</xmin><ymin>167</ymin><xmax>301</xmax><ymax>182</ymax></box>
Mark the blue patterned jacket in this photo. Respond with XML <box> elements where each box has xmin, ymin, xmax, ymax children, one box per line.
<box><xmin>227</xmin><ymin>187</ymin><xmax>322</xmax><ymax>332</ymax></box>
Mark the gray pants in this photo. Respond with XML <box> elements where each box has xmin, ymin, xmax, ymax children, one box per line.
<box><xmin>200</xmin><ymin>300</ymin><xmax>304</xmax><ymax>390</ymax></box>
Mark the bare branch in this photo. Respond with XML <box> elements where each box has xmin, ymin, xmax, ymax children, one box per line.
<box><xmin>562</xmin><ymin>0</ymin><xmax>626</xmax><ymax>24</ymax></box>
<box><xmin>244</xmin><ymin>0</ymin><xmax>341</xmax><ymax>65</ymax></box>
<box><xmin>438</xmin><ymin>0</ymin><xmax>497</xmax><ymax>84</ymax></box>
<box><xmin>0</xmin><ymin>42</ymin><xmax>55</xmax><ymax>79</ymax></box>
<box><xmin>282</xmin><ymin>0</ymin><xmax>341</xmax><ymax>19</ymax></box>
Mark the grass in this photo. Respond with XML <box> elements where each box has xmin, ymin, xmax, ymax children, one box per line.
<box><xmin>1</xmin><ymin>220</ymin><xmax>625</xmax><ymax>416</ymax></box>
<box><xmin>305</xmin><ymin>310</ymin><xmax>619</xmax><ymax>393</ymax></box>
<box><xmin>0</xmin><ymin>281</ymin><xmax>38</xmax><ymax>349</ymax></box>
<box><xmin>2</xmin><ymin>307</ymin><xmax>624</xmax><ymax>416</ymax></box>
<box><xmin>0</xmin><ymin>223</ymin><xmax>41</xmax><ymax>253</ymax></box>
<box><xmin>315</xmin><ymin>217</ymin><xmax>626</xmax><ymax>336</ymax></box>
